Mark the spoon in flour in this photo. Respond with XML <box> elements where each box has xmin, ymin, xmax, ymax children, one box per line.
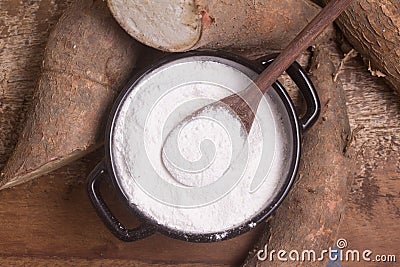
<box><xmin>162</xmin><ymin>0</ymin><xmax>354</xmax><ymax>179</ymax></box>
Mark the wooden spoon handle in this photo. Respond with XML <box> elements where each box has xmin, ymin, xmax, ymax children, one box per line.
<box><xmin>254</xmin><ymin>0</ymin><xmax>354</xmax><ymax>93</ymax></box>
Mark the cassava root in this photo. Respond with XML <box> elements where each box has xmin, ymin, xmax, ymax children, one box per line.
<box><xmin>321</xmin><ymin>0</ymin><xmax>400</xmax><ymax>93</ymax></box>
<box><xmin>0</xmin><ymin>0</ymin><xmax>141</xmax><ymax>189</ymax></box>
<box><xmin>243</xmin><ymin>26</ymin><xmax>353</xmax><ymax>266</ymax></box>
<box><xmin>107</xmin><ymin>0</ymin><xmax>321</xmax><ymax>53</ymax></box>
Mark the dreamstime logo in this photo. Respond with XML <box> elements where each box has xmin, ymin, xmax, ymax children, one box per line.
<box><xmin>336</xmin><ymin>238</ymin><xmax>347</xmax><ymax>249</ymax></box>
<box><xmin>116</xmin><ymin>60</ymin><xmax>278</xmax><ymax>208</ymax></box>
<box><xmin>256</xmin><ymin>238</ymin><xmax>397</xmax><ymax>263</ymax></box>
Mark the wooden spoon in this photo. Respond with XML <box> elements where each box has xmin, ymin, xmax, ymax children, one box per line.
<box><xmin>162</xmin><ymin>0</ymin><xmax>354</xmax><ymax>172</ymax></box>
<box><xmin>222</xmin><ymin>0</ymin><xmax>355</xmax><ymax>132</ymax></box>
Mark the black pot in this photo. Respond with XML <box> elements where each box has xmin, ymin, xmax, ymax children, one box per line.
<box><xmin>87</xmin><ymin>50</ymin><xmax>320</xmax><ymax>243</ymax></box>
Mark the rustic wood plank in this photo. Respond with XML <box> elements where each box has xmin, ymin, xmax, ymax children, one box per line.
<box><xmin>0</xmin><ymin>150</ymin><xmax>261</xmax><ymax>266</ymax></box>
<box><xmin>0</xmin><ymin>256</ymin><xmax>229</xmax><ymax>267</ymax></box>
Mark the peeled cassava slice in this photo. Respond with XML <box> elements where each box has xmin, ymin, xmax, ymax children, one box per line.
<box><xmin>107</xmin><ymin>0</ymin><xmax>321</xmax><ymax>52</ymax></box>
<box><xmin>0</xmin><ymin>0</ymin><xmax>141</xmax><ymax>189</ymax></box>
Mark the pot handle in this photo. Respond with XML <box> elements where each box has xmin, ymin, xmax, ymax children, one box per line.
<box><xmin>87</xmin><ymin>160</ymin><xmax>157</xmax><ymax>242</ymax></box>
<box><xmin>257</xmin><ymin>55</ymin><xmax>320</xmax><ymax>131</ymax></box>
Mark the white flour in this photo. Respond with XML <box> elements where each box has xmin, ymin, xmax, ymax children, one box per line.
<box><xmin>111</xmin><ymin>57</ymin><xmax>292</xmax><ymax>235</ymax></box>
<box><xmin>161</xmin><ymin>104</ymin><xmax>247</xmax><ymax>188</ymax></box>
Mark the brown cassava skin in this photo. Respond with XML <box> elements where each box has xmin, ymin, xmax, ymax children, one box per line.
<box><xmin>0</xmin><ymin>0</ymin><xmax>141</xmax><ymax>189</ymax></box>
<box><xmin>0</xmin><ymin>0</ymin><xmax>73</xmax><ymax>172</ymax></box>
<box><xmin>243</xmin><ymin>27</ymin><xmax>352</xmax><ymax>267</ymax></box>
<box><xmin>321</xmin><ymin>0</ymin><xmax>400</xmax><ymax>93</ymax></box>
<box><xmin>108</xmin><ymin>0</ymin><xmax>321</xmax><ymax>53</ymax></box>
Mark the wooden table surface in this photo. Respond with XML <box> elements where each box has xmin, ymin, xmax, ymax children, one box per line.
<box><xmin>0</xmin><ymin>1</ymin><xmax>399</xmax><ymax>266</ymax></box>
<box><xmin>0</xmin><ymin>150</ymin><xmax>263</xmax><ymax>266</ymax></box>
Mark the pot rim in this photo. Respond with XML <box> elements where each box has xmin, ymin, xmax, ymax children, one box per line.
<box><xmin>103</xmin><ymin>50</ymin><xmax>302</xmax><ymax>243</ymax></box>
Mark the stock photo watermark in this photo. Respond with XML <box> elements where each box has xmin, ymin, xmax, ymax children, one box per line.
<box><xmin>257</xmin><ymin>238</ymin><xmax>397</xmax><ymax>264</ymax></box>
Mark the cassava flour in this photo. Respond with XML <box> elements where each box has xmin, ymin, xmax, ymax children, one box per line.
<box><xmin>111</xmin><ymin>56</ymin><xmax>293</xmax><ymax>236</ymax></box>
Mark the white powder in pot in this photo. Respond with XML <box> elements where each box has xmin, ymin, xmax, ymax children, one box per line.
<box><xmin>161</xmin><ymin>104</ymin><xmax>247</xmax><ymax>188</ymax></box>
<box><xmin>111</xmin><ymin>57</ymin><xmax>293</xmax><ymax>235</ymax></box>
